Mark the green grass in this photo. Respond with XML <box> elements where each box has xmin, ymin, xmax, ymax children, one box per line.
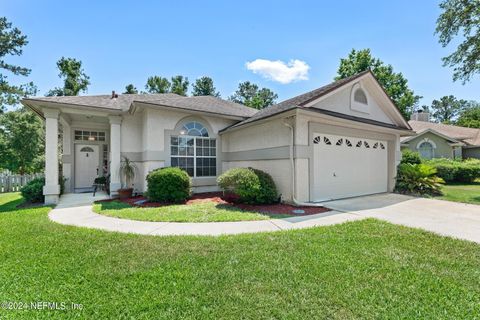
<box><xmin>1</xmin><ymin>193</ymin><xmax>480</xmax><ymax>319</ymax></box>
<box><xmin>93</xmin><ymin>200</ymin><xmax>291</xmax><ymax>222</ymax></box>
<box><xmin>439</xmin><ymin>182</ymin><xmax>480</xmax><ymax>205</ymax></box>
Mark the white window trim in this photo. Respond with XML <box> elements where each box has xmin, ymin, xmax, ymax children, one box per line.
<box><xmin>416</xmin><ymin>138</ymin><xmax>436</xmax><ymax>159</ymax></box>
<box><xmin>171</xmin><ymin>135</ymin><xmax>217</xmax><ymax>178</ymax></box>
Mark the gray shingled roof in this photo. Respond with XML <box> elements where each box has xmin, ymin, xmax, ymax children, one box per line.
<box><xmin>136</xmin><ymin>95</ymin><xmax>257</xmax><ymax>118</ymax></box>
<box><xmin>23</xmin><ymin>93</ymin><xmax>174</xmax><ymax>111</ymax></box>
<box><xmin>223</xmin><ymin>70</ymin><xmax>371</xmax><ymax>131</ymax></box>
<box><xmin>22</xmin><ymin>93</ymin><xmax>257</xmax><ymax>118</ymax></box>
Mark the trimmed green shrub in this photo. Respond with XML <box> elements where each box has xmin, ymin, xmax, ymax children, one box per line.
<box><xmin>146</xmin><ymin>167</ymin><xmax>191</xmax><ymax>203</ymax></box>
<box><xmin>424</xmin><ymin>158</ymin><xmax>480</xmax><ymax>183</ymax></box>
<box><xmin>21</xmin><ymin>177</ymin><xmax>45</xmax><ymax>203</ymax></box>
<box><xmin>217</xmin><ymin>167</ymin><xmax>278</xmax><ymax>204</ymax></box>
<box><xmin>395</xmin><ymin>163</ymin><xmax>444</xmax><ymax>196</ymax></box>
<box><xmin>400</xmin><ymin>149</ymin><xmax>422</xmax><ymax>165</ymax></box>
<box><xmin>20</xmin><ymin>176</ymin><xmax>67</xmax><ymax>203</ymax></box>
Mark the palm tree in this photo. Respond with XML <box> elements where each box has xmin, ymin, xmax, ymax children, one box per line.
<box><xmin>119</xmin><ymin>156</ymin><xmax>137</xmax><ymax>189</ymax></box>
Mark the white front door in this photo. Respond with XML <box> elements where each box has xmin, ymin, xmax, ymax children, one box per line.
<box><xmin>75</xmin><ymin>144</ymin><xmax>100</xmax><ymax>189</ymax></box>
<box><xmin>313</xmin><ymin>133</ymin><xmax>388</xmax><ymax>201</ymax></box>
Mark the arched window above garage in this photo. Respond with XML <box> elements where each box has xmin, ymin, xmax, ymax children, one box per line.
<box><xmin>350</xmin><ymin>83</ymin><xmax>370</xmax><ymax>114</ymax></box>
<box><xmin>354</xmin><ymin>89</ymin><xmax>368</xmax><ymax>104</ymax></box>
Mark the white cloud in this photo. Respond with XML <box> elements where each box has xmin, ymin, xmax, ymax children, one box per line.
<box><xmin>245</xmin><ymin>59</ymin><xmax>310</xmax><ymax>84</ymax></box>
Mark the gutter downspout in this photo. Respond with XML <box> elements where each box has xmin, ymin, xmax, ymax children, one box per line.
<box><xmin>283</xmin><ymin>116</ymin><xmax>325</xmax><ymax>207</ymax></box>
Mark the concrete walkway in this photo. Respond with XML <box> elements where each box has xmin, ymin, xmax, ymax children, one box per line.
<box><xmin>56</xmin><ymin>191</ymin><xmax>111</xmax><ymax>209</ymax></box>
<box><xmin>323</xmin><ymin>193</ymin><xmax>480</xmax><ymax>244</ymax></box>
<box><xmin>49</xmin><ymin>193</ymin><xmax>363</xmax><ymax>236</ymax></box>
<box><xmin>49</xmin><ymin>206</ymin><xmax>362</xmax><ymax>236</ymax></box>
<box><xmin>49</xmin><ymin>192</ymin><xmax>480</xmax><ymax>241</ymax></box>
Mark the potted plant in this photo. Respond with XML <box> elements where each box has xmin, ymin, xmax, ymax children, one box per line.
<box><xmin>118</xmin><ymin>156</ymin><xmax>137</xmax><ymax>199</ymax></box>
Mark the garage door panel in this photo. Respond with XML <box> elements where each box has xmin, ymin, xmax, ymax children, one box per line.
<box><xmin>313</xmin><ymin>133</ymin><xmax>388</xmax><ymax>201</ymax></box>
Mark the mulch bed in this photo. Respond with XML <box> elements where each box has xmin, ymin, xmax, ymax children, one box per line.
<box><xmin>101</xmin><ymin>192</ymin><xmax>330</xmax><ymax>216</ymax></box>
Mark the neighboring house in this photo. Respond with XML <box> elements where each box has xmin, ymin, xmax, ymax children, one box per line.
<box><xmin>22</xmin><ymin>70</ymin><xmax>412</xmax><ymax>204</ymax></box>
<box><xmin>401</xmin><ymin>111</ymin><xmax>480</xmax><ymax>160</ymax></box>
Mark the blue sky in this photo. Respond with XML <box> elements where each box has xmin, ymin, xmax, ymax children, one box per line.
<box><xmin>4</xmin><ymin>0</ymin><xmax>479</xmax><ymax>108</ymax></box>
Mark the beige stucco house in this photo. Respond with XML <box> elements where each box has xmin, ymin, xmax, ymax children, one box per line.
<box><xmin>22</xmin><ymin>70</ymin><xmax>413</xmax><ymax>204</ymax></box>
<box><xmin>401</xmin><ymin>111</ymin><xmax>480</xmax><ymax>159</ymax></box>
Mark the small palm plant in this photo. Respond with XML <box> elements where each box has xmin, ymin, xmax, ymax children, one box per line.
<box><xmin>118</xmin><ymin>156</ymin><xmax>137</xmax><ymax>198</ymax></box>
<box><xmin>395</xmin><ymin>163</ymin><xmax>444</xmax><ymax>196</ymax></box>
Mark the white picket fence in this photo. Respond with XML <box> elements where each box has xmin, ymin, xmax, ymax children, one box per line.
<box><xmin>0</xmin><ymin>173</ymin><xmax>44</xmax><ymax>193</ymax></box>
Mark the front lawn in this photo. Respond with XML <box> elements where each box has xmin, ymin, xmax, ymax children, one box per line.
<box><xmin>93</xmin><ymin>200</ymin><xmax>292</xmax><ymax>222</ymax></box>
<box><xmin>438</xmin><ymin>182</ymin><xmax>480</xmax><ymax>205</ymax></box>
<box><xmin>1</xmin><ymin>192</ymin><xmax>480</xmax><ymax>319</ymax></box>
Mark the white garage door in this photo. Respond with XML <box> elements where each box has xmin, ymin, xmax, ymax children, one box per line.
<box><xmin>313</xmin><ymin>133</ymin><xmax>388</xmax><ymax>201</ymax></box>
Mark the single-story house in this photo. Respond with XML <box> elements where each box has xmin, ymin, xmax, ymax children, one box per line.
<box><xmin>401</xmin><ymin>111</ymin><xmax>480</xmax><ymax>159</ymax></box>
<box><xmin>22</xmin><ymin>70</ymin><xmax>413</xmax><ymax>204</ymax></box>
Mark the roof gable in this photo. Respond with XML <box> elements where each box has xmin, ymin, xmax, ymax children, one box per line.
<box><xmin>223</xmin><ymin>70</ymin><xmax>411</xmax><ymax>132</ymax></box>
<box><xmin>401</xmin><ymin>128</ymin><xmax>463</xmax><ymax>145</ymax></box>
<box><xmin>302</xmin><ymin>72</ymin><xmax>409</xmax><ymax>129</ymax></box>
<box><xmin>305</xmin><ymin>78</ymin><xmax>394</xmax><ymax>125</ymax></box>
<box><xmin>408</xmin><ymin>120</ymin><xmax>480</xmax><ymax>146</ymax></box>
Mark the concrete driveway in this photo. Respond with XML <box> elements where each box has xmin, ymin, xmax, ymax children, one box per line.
<box><xmin>323</xmin><ymin>193</ymin><xmax>480</xmax><ymax>244</ymax></box>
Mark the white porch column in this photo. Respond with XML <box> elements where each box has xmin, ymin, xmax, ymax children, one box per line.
<box><xmin>43</xmin><ymin>108</ymin><xmax>60</xmax><ymax>204</ymax></box>
<box><xmin>109</xmin><ymin>116</ymin><xmax>122</xmax><ymax>196</ymax></box>
<box><xmin>59</xmin><ymin>115</ymin><xmax>72</xmax><ymax>193</ymax></box>
<box><xmin>389</xmin><ymin>134</ymin><xmax>402</xmax><ymax>192</ymax></box>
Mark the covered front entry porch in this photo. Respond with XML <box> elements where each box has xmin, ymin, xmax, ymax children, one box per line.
<box><xmin>41</xmin><ymin>107</ymin><xmax>123</xmax><ymax>204</ymax></box>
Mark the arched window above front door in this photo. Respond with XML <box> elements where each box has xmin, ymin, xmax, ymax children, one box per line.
<box><xmin>80</xmin><ymin>146</ymin><xmax>94</xmax><ymax>152</ymax></box>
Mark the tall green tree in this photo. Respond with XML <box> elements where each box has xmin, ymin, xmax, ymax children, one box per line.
<box><xmin>192</xmin><ymin>76</ymin><xmax>220</xmax><ymax>97</ymax></box>
<box><xmin>436</xmin><ymin>0</ymin><xmax>480</xmax><ymax>83</ymax></box>
<box><xmin>0</xmin><ymin>17</ymin><xmax>37</xmax><ymax>112</ymax></box>
<box><xmin>456</xmin><ymin>102</ymin><xmax>480</xmax><ymax>128</ymax></box>
<box><xmin>123</xmin><ymin>84</ymin><xmax>138</xmax><ymax>94</ymax></box>
<box><xmin>0</xmin><ymin>107</ymin><xmax>44</xmax><ymax>174</ymax></box>
<box><xmin>427</xmin><ymin>95</ymin><xmax>470</xmax><ymax>123</ymax></box>
<box><xmin>46</xmin><ymin>57</ymin><xmax>90</xmax><ymax>96</ymax></box>
<box><xmin>145</xmin><ymin>76</ymin><xmax>170</xmax><ymax>93</ymax></box>
<box><xmin>229</xmin><ymin>81</ymin><xmax>278</xmax><ymax>109</ymax></box>
<box><xmin>171</xmin><ymin>75</ymin><xmax>189</xmax><ymax>96</ymax></box>
<box><xmin>335</xmin><ymin>49</ymin><xmax>420</xmax><ymax>119</ymax></box>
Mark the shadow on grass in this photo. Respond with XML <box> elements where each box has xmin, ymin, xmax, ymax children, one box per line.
<box><xmin>0</xmin><ymin>197</ymin><xmax>53</xmax><ymax>213</ymax></box>
<box><xmin>0</xmin><ymin>197</ymin><xmax>25</xmax><ymax>212</ymax></box>
<box><xmin>444</xmin><ymin>181</ymin><xmax>480</xmax><ymax>186</ymax></box>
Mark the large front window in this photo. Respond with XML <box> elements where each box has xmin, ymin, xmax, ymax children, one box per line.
<box><xmin>171</xmin><ymin>122</ymin><xmax>216</xmax><ymax>177</ymax></box>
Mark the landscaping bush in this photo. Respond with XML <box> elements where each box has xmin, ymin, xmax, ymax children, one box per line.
<box><xmin>20</xmin><ymin>177</ymin><xmax>45</xmax><ymax>203</ymax></box>
<box><xmin>146</xmin><ymin>167</ymin><xmax>191</xmax><ymax>203</ymax></box>
<box><xmin>424</xmin><ymin>158</ymin><xmax>480</xmax><ymax>183</ymax></box>
<box><xmin>217</xmin><ymin>167</ymin><xmax>278</xmax><ymax>204</ymax></box>
<box><xmin>400</xmin><ymin>149</ymin><xmax>422</xmax><ymax>165</ymax></box>
<box><xmin>20</xmin><ymin>176</ymin><xmax>67</xmax><ymax>203</ymax></box>
<box><xmin>395</xmin><ymin>163</ymin><xmax>444</xmax><ymax>196</ymax></box>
